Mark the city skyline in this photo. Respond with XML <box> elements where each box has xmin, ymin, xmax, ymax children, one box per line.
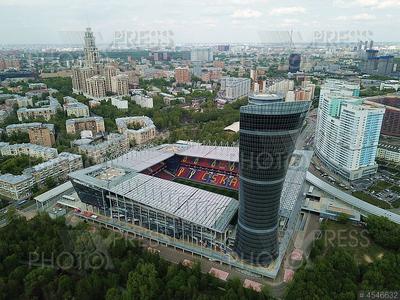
<box><xmin>1</xmin><ymin>0</ymin><xmax>400</xmax><ymax>45</ymax></box>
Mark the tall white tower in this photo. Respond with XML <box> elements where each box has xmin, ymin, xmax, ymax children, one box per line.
<box><xmin>84</xmin><ymin>27</ymin><xmax>99</xmax><ymax>67</ymax></box>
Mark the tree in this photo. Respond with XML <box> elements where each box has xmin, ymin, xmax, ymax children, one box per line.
<box><xmin>126</xmin><ymin>262</ymin><xmax>160</xmax><ymax>300</ymax></box>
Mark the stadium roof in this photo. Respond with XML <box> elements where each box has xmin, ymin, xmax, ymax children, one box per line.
<box><xmin>69</xmin><ymin>165</ymin><xmax>238</xmax><ymax>233</ymax></box>
<box><xmin>178</xmin><ymin>145</ymin><xmax>239</xmax><ymax>162</ymax></box>
<box><xmin>306</xmin><ymin>172</ymin><xmax>400</xmax><ymax>224</ymax></box>
<box><xmin>111</xmin><ymin>149</ymin><xmax>176</xmax><ymax>172</ymax></box>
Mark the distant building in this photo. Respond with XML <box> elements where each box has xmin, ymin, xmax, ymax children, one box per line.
<box><xmin>268</xmin><ymin>79</ymin><xmax>294</xmax><ymax>97</ymax></box>
<box><xmin>17</xmin><ymin>97</ymin><xmax>60</xmax><ymax>121</ymax></box>
<box><xmin>28</xmin><ymin>83</ymin><xmax>47</xmax><ymax>90</ymax></box>
<box><xmin>110</xmin><ymin>96</ymin><xmax>128</xmax><ymax>110</ymax></box>
<box><xmin>174</xmin><ymin>67</ymin><xmax>191</xmax><ymax>84</ymax></box>
<box><xmin>66</xmin><ymin>116</ymin><xmax>105</xmax><ymax>135</ymax></box>
<box><xmin>133</xmin><ymin>94</ymin><xmax>154</xmax><ymax>108</ymax></box>
<box><xmin>289</xmin><ymin>53</ymin><xmax>301</xmax><ymax>73</ymax></box>
<box><xmin>83</xmin><ymin>27</ymin><xmax>99</xmax><ymax>67</ymax></box>
<box><xmin>104</xmin><ymin>65</ymin><xmax>118</xmax><ymax>92</ymax></box>
<box><xmin>220</xmin><ymin>77</ymin><xmax>251</xmax><ymax>100</ymax></box>
<box><xmin>191</xmin><ymin>48</ymin><xmax>213</xmax><ymax>62</ymax></box>
<box><xmin>72</xmin><ymin>66</ymin><xmax>95</xmax><ymax>94</ymax></box>
<box><xmin>63</xmin><ymin>96</ymin><xmax>90</xmax><ymax>117</ymax></box>
<box><xmin>360</xmin><ymin>49</ymin><xmax>394</xmax><ymax>76</ymax></box>
<box><xmin>380</xmin><ymin>80</ymin><xmax>399</xmax><ymax>92</ymax></box>
<box><xmin>364</xmin><ymin>96</ymin><xmax>400</xmax><ymax>137</ymax></box>
<box><xmin>111</xmin><ymin>74</ymin><xmax>129</xmax><ymax>96</ymax></box>
<box><xmin>86</xmin><ymin>76</ymin><xmax>106</xmax><ymax>99</ymax></box>
<box><xmin>115</xmin><ymin>116</ymin><xmax>156</xmax><ymax>145</ymax></box>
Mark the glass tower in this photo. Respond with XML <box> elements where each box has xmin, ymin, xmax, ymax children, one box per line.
<box><xmin>235</xmin><ymin>100</ymin><xmax>310</xmax><ymax>265</ymax></box>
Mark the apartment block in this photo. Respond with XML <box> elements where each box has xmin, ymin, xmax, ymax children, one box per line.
<box><xmin>66</xmin><ymin>116</ymin><xmax>105</xmax><ymax>135</ymax></box>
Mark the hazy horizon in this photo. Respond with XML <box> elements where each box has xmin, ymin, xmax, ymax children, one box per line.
<box><xmin>1</xmin><ymin>0</ymin><xmax>400</xmax><ymax>45</ymax></box>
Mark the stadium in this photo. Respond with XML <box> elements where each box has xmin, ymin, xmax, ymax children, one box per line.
<box><xmin>69</xmin><ymin>141</ymin><xmax>313</xmax><ymax>278</ymax></box>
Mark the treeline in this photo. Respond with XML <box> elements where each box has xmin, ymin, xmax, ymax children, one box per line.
<box><xmin>0</xmin><ymin>214</ymin><xmax>272</xmax><ymax>300</ymax></box>
<box><xmin>285</xmin><ymin>216</ymin><xmax>400</xmax><ymax>299</ymax></box>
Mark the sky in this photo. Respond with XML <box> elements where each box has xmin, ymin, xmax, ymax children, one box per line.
<box><xmin>1</xmin><ymin>0</ymin><xmax>400</xmax><ymax>45</ymax></box>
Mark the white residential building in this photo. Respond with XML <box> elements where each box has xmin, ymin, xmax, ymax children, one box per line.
<box><xmin>133</xmin><ymin>94</ymin><xmax>154</xmax><ymax>108</ymax></box>
<box><xmin>220</xmin><ymin>77</ymin><xmax>251</xmax><ymax>100</ymax></box>
<box><xmin>315</xmin><ymin>79</ymin><xmax>385</xmax><ymax>180</ymax></box>
<box><xmin>110</xmin><ymin>96</ymin><xmax>128</xmax><ymax>110</ymax></box>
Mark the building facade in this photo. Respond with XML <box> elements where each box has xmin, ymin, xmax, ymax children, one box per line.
<box><xmin>76</xmin><ymin>133</ymin><xmax>129</xmax><ymax>164</ymax></box>
<box><xmin>235</xmin><ymin>100</ymin><xmax>310</xmax><ymax>264</ymax></box>
<box><xmin>315</xmin><ymin>80</ymin><xmax>385</xmax><ymax>180</ymax></box>
<box><xmin>220</xmin><ymin>77</ymin><xmax>251</xmax><ymax>101</ymax></box>
<box><xmin>66</xmin><ymin>116</ymin><xmax>105</xmax><ymax>135</ymax></box>
<box><xmin>116</xmin><ymin>116</ymin><xmax>156</xmax><ymax>145</ymax></box>
<box><xmin>174</xmin><ymin>67</ymin><xmax>191</xmax><ymax>84</ymax></box>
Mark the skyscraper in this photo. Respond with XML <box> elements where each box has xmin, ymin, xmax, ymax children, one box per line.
<box><xmin>288</xmin><ymin>53</ymin><xmax>301</xmax><ymax>73</ymax></box>
<box><xmin>315</xmin><ymin>80</ymin><xmax>385</xmax><ymax>180</ymax></box>
<box><xmin>235</xmin><ymin>99</ymin><xmax>310</xmax><ymax>265</ymax></box>
<box><xmin>84</xmin><ymin>27</ymin><xmax>99</xmax><ymax>67</ymax></box>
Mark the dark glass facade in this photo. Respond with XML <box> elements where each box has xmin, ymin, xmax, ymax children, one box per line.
<box><xmin>235</xmin><ymin>101</ymin><xmax>310</xmax><ymax>265</ymax></box>
<box><xmin>288</xmin><ymin>53</ymin><xmax>301</xmax><ymax>73</ymax></box>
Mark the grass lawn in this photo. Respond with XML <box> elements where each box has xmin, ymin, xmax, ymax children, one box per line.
<box><xmin>352</xmin><ymin>191</ymin><xmax>391</xmax><ymax>209</ymax></box>
<box><xmin>323</xmin><ymin>220</ymin><xmax>389</xmax><ymax>264</ymax></box>
<box><xmin>173</xmin><ymin>178</ymin><xmax>239</xmax><ymax>200</ymax></box>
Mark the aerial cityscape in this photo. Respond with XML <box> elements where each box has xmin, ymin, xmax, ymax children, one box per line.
<box><xmin>0</xmin><ymin>1</ymin><xmax>400</xmax><ymax>299</ymax></box>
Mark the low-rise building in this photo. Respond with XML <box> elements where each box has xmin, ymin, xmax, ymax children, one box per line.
<box><xmin>380</xmin><ymin>80</ymin><xmax>399</xmax><ymax>92</ymax></box>
<box><xmin>0</xmin><ymin>174</ymin><xmax>34</xmax><ymax>201</ymax></box>
<box><xmin>115</xmin><ymin>116</ymin><xmax>156</xmax><ymax>145</ymax></box>
<box><xmin>28</xmin><ymin>124</ymin><xmax>56</xmax><ymax>147</ymax></box>
<box><xmin>29</xmin><ymin>83</ymin><xmax>47</xmax><ymax>90</ymax></box>
<box><xmin>66</xmin><ymin>116</ymin><xmax>105</xmax><ymax>135</ymax></box>
<box><xmin>76</xmin><ymin>133</ymin><xmax>129</xmax><ymax>164</ymax></box>
<box><xmin>0</xmin><ymin>143</ymin><xmax>58</xmax><ymax>160</ymax></box>
<box><xmin>377</xmin><ymin>143</ymin><xmax>400</xmax><ymax>163</ymax></box>
<box><xmin>110</xmin><ymin>96</ymin><xmax>128</xmax><ymax>110</ymax></box>
<box><xmin>17</xmin><ymin>97</ymin><xmax>60</xmax><ymax>121</ymax></box>
<box><xmin>133</xmin><ymin>94</ymin><xmax>154</xmax><ymax>108</ymax></box>
<box><xmin>63</xmin><ymin>96</ymin><xmax>90</xmax><ymax>117</ymax></box>
<box><xmin>30</xmin><ymin>152</ymin><xmax>83</xmax><ymax>185</ymax></box>
<box><xmin>0</xmin><ymin>151</ymin><xmax>82</xmax><ymax>201</ymax></box>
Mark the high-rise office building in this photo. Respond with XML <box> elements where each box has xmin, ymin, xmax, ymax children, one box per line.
<box><xmin>360</xmin><ymin>49</ymin><xmax>394</xmax><ymax>76</ymax></box>
<box><xmin>315</xmin><ymin>80</ymin><xmax>385</xmax><ymax>180</ymax></box>
<box><xmin>235</xmin><ymin>99</ymin><xmax>310</xmax><ymax>264</ymax></box>
<box><xmin>191</xmin><ymin>48</ymin><xmax>213</xmax><ymax>62</ymax></box>
<box><xmin>83</xmin><ymin>27</ymin><xmax>99</xmax><ymax>67</ymax></box>
<box><xmin>288</xmin><ymin>53</ymin><xmax>301</xmax><ymax>73</ymax></box>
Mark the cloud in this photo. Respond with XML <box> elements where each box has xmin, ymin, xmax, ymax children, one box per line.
<box><xmin>336</xmin><ymin>13</ymin><xmax>377</xmax><ymax>21</ymax></box>
<box><xmin>269</xmin><ymin>6</ymin><xmax>306</xmax><ymax>16</ymax></box>
<box><xmin>231</xmin><ymin>9</ymin><xmax>262</xmax><ymax>18</ymax></box>
<box><xmin>334</xmin><ymin>0</ymin><xmax>400</xmax><ymax>9</ymax></box>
